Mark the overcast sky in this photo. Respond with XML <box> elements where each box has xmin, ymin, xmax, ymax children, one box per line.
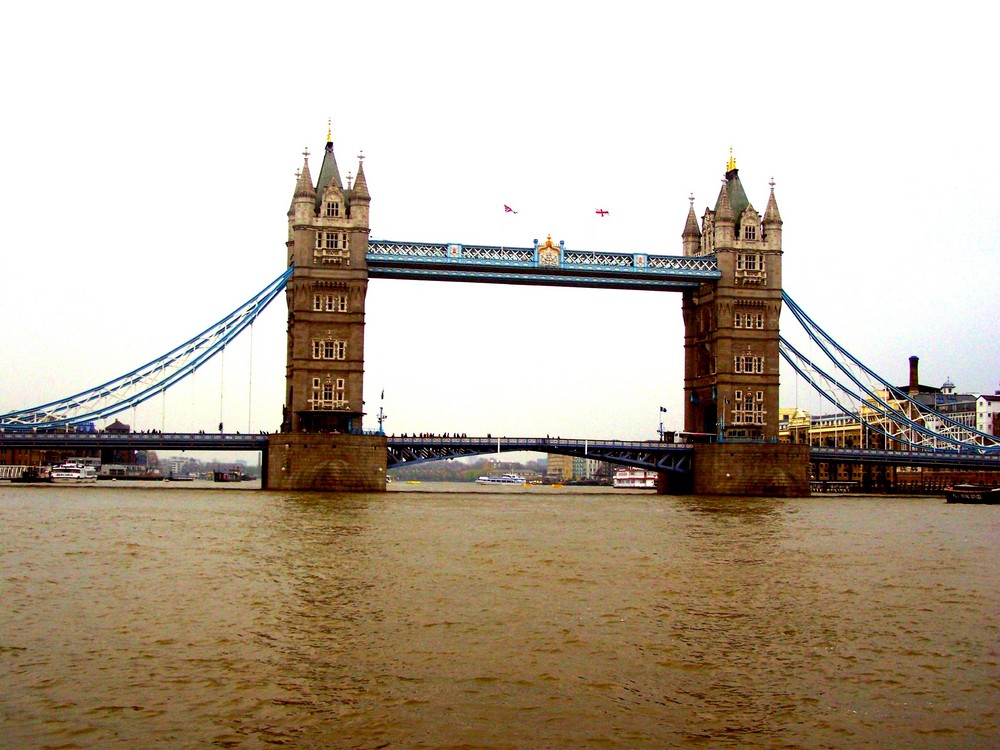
<box><xmin>1</xmin><ymin>2</ymin><xmax>997</xmax><ymax>441</ymax></box>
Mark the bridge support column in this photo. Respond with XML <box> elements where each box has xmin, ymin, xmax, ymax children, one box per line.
<box><xmin>266</xmin><ymin>433</ymin><xmax>387</xmax><ymax>492</ymax></box>
<box><xmin>693</xmin><ymin>443</ymin><xmax>810</xmax><ymax>497</ymax></box>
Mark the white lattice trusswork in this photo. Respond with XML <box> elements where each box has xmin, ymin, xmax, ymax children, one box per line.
<box><xmin>463</xmin><ymin>246</ymin><xmax>534</xmax><ymax>262</ymax></box>
<box><xmin>563</xmin><ymin>251</ymin><xmax>632</xmax><ymax>267</ymax></box>
<box><xmin>651</xmin><ymin>256</ymin><xmax>717</xmax><ymax>273</ymax></box>
<box><xmin>369</xmin><ymin>241</ymin><xmax>449</xmax><ymax>258</ymax></box>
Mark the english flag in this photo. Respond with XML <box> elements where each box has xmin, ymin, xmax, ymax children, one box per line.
<box><xmin>504</xmin><ymin>205</ymin><xmax>518</xmax><ymax>214</ymax></box>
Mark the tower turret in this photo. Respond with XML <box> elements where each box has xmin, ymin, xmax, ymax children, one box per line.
<box><xmin>349</xmin><ymin>154</ymin><xmax>371</xmax><ymax>228</ymax></box>
<box><xmin>682</xmin><ymin>193</ymin><xmax>702</xmax><ymax>256</ymax></box>
<box><xmin>713</xmin><ymin>177</ymin><xmax>735</xmax><ymax>248</ymax></box>
<box><xmin>762</xmin><ymin>178</ymin><xmax>782</xmax><ymax>251</ymax></box>
<box><xmin>290</xmin><ymin>150</ymin><xmax>317</xmax><ymax>227</ymax></box>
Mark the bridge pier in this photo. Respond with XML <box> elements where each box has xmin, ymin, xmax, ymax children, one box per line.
<box><xmin>266</xmin><ymin>433</ymin><xmax>387</xmax><ymax>492</ymax></box>
<box><xmin>691</xmin><ymin>443</ymin><xmax>810</xmax><ymax>497</ymax></box>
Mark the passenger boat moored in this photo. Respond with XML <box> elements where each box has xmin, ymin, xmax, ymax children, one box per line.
<box><xmin>944</xmin><ymin>484</ymin><xmax>1000</xmax><ymax>504</ymax></box>
<box><xmin>50</xmin><ymin>461</ymin><xmax>99</xmax><ymax>484</ymax></box>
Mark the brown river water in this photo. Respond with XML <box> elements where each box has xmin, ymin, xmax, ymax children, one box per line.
<box><xmin>1</xmin><ymin>481</ymin><xmax>997</xmax><ymax>749</ymax></box>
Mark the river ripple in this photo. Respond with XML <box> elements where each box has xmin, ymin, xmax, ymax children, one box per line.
<box><xmin>1</xmin><ymin>482</ymin><xmax>997</xmax><ymax>748</ymax></box>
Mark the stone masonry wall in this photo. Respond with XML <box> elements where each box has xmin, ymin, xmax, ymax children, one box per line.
<box><xmin>267</xmin><ymin>433</ymin><xmax>387</xmax><ymax>492</ymax></box>
<box><xmin>693</xmin><ymin>443</ymin><xmax>810</xmax><ymax>497</ymax></box>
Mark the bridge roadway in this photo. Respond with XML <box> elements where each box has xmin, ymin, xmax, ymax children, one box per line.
<box><xmin>2</xmin><ymin>432</ymin><xmax>998</xmax><ymax>474</ymax></box>
<box><xmin>0</xmin><ymin>432</ymin><xmax>693</xmax><ymax>474</ymax></box>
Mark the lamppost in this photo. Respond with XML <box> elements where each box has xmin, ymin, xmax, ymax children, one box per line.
<box><xmin>658</xmin><ymin>406</ymin><xmax>667</xmax><ymax>441</ymax></box>
<box><xmin>376</xmin><ymin>389</ymin><xmax>387</xmax><ymax>435</ymax></box>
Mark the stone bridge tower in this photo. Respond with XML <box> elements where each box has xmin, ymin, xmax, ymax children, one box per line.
<box><xmin>679</xmin><ymin>153</ymin><xmax>809</xmax><ymax>495</ymax></box>
<box><xmin>267</xmin><ymin>128</ymin><xmax>387</xmax><ymax>491</ymax></box>
<box><xmin>682</xmin><ymin>152</ymin><xmax>783</xmax><ymax>440</ymax></box>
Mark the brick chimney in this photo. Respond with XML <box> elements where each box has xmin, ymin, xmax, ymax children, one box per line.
<box><xmin>908</xmin><ymin>356</ymin><xmax>920</xmax><ymax>397</ymax></box>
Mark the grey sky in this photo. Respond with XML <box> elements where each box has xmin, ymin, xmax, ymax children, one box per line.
<box><xmin>1</xmin><ymin>2</ymin><xmax>997</xmax><ymax>440</ymax></box>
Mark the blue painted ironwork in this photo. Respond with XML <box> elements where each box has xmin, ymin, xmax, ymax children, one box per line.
<box><xmin>0</xmin><ymin>430</ymin><xmax>269</xmax><ymax>452</ymax></box>
<box><xmin>809</xmin><ymin>445</ymin><xmax>1000</xmax><ymax>469</ymax></box>
<box><xmin>780</xmin><ymin>291</ymin><xmax>1000</xmax><ymax>454</ymax></box>
<box><xmin>3</xmin><ymin>430</ymin><xmax>998</xmax><ymax>476</ymax></box>
<box><xmin>3</xmin><ymin>244</ymin><xmax>994</xmax><ymax>468</ymax></box>
<box><xmin>386</xmin><ymin>435</ymin><xmax>693</xmax><ymax>474</ymax></box>
<box><xmin>0</xmin><ymin>268</ymin><xmax>293</xmax><ymax>430</ymax></box>
<box><xmin>367</xmin><ymin>239</ymin><xmax>720</xmax><ymax>291</ymax></box>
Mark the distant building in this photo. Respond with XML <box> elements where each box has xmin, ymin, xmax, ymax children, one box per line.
<box><xmin>978</xmin><ymin>390</ymin><xmax>1000</xmax><ymax>436</ymax></box>
<box><xmin>546</xmin><ymin>453</ymin><xmax>574</xmax><ymax>482</ymax></box>
<box><xmin>779</xmin><ymin>357</ymin><xmax>996</xmax><ymax>448</ymax></box>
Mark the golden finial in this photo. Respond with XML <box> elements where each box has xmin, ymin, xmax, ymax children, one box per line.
<box><xmin>726</xmin><ymin>146</ymin><xmax>737</xmax><ymax>172</ymax></box>
<box><xmin>327</xmin><ymin>118</ymin><xmax>332</xmax><ymax>142</ymax></box>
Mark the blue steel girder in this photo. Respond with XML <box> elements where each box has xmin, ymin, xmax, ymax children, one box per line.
<box><xmin>810</xmin><ymin>446</ymin><xmax>1000</xmax><ymax>470</ymax></box>
<box><xmin>367</xmin><ymin>240</ymin><xmax>720</xmax><ymax>291</ymax></box>
<box><xmin>386</xmin><ymin>436</ymin><xmax>693</xmax><ymax>474</ymax></box>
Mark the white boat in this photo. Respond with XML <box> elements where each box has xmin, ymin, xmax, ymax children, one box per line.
<box><xmin>50</xmin><ymin>461</ymin><xmax>99</xmax><ymax>484</ymax></box>
<box><xmin>613</xmin><ymin>468</ymin><xmax>658</xmax><ymax>489</ymax></box>
<box><xmin>476</xmin><ymin>473</ymin><xmax>528</xmax><ymax>485</ymax></box>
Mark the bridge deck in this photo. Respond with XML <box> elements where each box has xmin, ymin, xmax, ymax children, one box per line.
<box><xmin>1</xmin><ymin>432</ymin><xmax>996</xmax><ymax>473</ymax></box>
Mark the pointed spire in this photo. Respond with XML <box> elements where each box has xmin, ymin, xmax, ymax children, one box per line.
<box><xmin>351</xmin><ymin>152</ymin><xmax>370</xmax><ymax>202</ymax></box>
<box><xmin>727</xmin><ymin>146</ymin><xmax>737</xmax><ymax>173</ymax></box>
<box><xmin>683</xmin><ymin>193</ymin><xmax>701</xmax><ymax>237</ymax></box>
<box><xmin>294</xmin><ymin>147</ymin><xmax>316</xmax><ymax>200</ymax></box>
<box><xmin>763</xmin><ymin>177</ymin><xmax>782</xmax><ymax>225</ymax></box>
<box><xmin>714</xmin><ymin>178</ymin><xmax>734</xmax><ymax>223</ymax></box>
<box><xmin>315</xmin><ymin>124</ymin><xmax>343</xmax><ymax>210</ymax></box>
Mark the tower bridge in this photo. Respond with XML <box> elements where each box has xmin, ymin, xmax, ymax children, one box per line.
<box><xmin>268</xmin><ymin>135</ymin><xmax>801</xmax><ymax>494</ymax></box>
<box><xmin>3</xmin><ymin>132</ymin><xmax>998</xmax><ymax>494</ymax></box>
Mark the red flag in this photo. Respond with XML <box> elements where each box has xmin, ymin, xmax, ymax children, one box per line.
<box><xmin>504</xmin><ymin>205</ymin><xmax>518</xmax><ymax>214</ymax></box>
<box><xmin>595</xmin><ymin>209</ymin><xmax>609</xmax><ymax>217</ymax></box>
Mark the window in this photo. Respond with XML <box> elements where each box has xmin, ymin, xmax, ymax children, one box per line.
<box><xmin>312</xmin><ymin>293</ymin><xmax>348</xmax><ymax>312</ymax></box>
<box><xmin>743</xmin><ymin>224</ymin><xmax>756</xmax><ymax>241</ymax></box>
<box><xmin>325</xmin><ymin>201</ymin><xmax>340</xmax><ymax>218</ymax></box>
<box><xmin>734</xmin><ymin>354</ymin><xmax>765</xmax><ymax>374</ymax></box>
<box><xmin>313</xmin><ymin>232</ymin><xmax>350</xmax><ymax>265</ymax></box>
<box><xmin>310</xmin><ymin>376</ymin><xmax>346</xmax><ymax>410</ymax></box>
<box><xmin>735</xmin><ymin>310</ymin><xmax>765</xmax><ymax>329</ymax></box>
<box><xmin>312</xmin><ymin>338</ymin><xmax>346</xmax><ymax>360</ymax></box>
<box><xmin>731</xmin><ymin>388</ymin><xmax>766</xmax><ymax>425</ymax></box>
<box><xmin>735</xmin><ymin>253</ymin><xmax>766</xmax><ymax>285</ymax></box>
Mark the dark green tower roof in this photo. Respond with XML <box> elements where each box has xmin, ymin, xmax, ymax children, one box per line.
<box><xmin>724</xmin><ymin>168</ymin><xmax>750</xmax><ymax>223</ymax></box>
<box><xmin>315</xmin><ymin>137</ymin><xmax>343</xmax><ymax>211</ymax></box>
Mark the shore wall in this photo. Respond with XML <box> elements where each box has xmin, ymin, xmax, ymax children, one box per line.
<box><xmin>693</xmin><ymin>443</ymin><xmax>810</xmax><ymax>497</ymax></box>
<box><xmin>267</xmin><ymin>433</ymin><xmax>387</xmax><ymax>492</ymax></box>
